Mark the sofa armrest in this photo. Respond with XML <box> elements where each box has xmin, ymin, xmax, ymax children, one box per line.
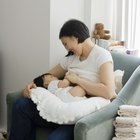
<box><xmin>6</xmin><ymin>89</ymin><xmax>24</xmax><ymax>134</ymax></box>
<box><xmin>74</xmin><ymin>99</ymin><xmax>122</xmax><ymax>140</ymax></box>
<box><xmin>117</xmin><ymin>65</ymin><xmax>140</xmax><ymax>105</ymax></box>
<box><xmin>74</xmin><ymin>65</ymin><xmax>140</xmax><ymax>140</ymax></box>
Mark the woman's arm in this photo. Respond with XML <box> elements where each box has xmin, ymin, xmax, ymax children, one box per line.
<box><xmin>65</xmin><ymin>62</ymin><xmax>117</xmax><ymax>100</ymax></box>
<box><xmin>48</xmin><ymin>64</ymin><xmax>67</xmax><ymax>79</ymax></box>
<box><xmin>24</xmin><ymin>64</ymin><xmax>67</xmax><ymax>98</ymax></box>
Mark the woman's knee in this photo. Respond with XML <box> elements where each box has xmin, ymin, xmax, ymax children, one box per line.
<box><xmin>12</xmin><ymin>98</ymin><xmax>35</xmax><ymax>113</ymax></box>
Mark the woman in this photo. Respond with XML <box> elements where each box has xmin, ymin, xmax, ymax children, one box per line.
<box><xmin>9</xmin><ymin>19</ymin><xmax>116</xmax><ymax>140</ymax></box>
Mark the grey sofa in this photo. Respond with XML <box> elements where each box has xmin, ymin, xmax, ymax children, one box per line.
<box><xmin>6</xmin><ymin>52</ymin><xmax>140</xmax><ymax>140</ymax></box>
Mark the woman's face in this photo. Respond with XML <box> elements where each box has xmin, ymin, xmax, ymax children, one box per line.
<box><xmin>61</xmin><ymin>36</ymin><xmax>82</xmax><ymax>56</ymax></box>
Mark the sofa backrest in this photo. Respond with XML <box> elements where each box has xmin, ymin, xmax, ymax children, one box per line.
<box><xmin>111</xmin><ymin>52</ymin><xmax>140</xmax><ymax>86</ymax></box>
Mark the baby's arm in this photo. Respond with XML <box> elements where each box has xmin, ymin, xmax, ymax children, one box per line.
<box><xmin>58</xmin><ymin>79</ymin><xmax>71</xmax><ymax>88</ymax></box>
<box><xmin>69</xmin><ymin>86</ymin><xmax>86</xmax><ymax>97</ymax></box>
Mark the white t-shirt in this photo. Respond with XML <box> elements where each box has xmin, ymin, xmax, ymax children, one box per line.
<box><xmin>60</xmin><ymin>45</ymin><xmax>113</xmax><ymax>83</ymax></box>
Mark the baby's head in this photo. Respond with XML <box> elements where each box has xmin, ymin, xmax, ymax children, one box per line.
<box><xmin>33</xmin><ymin>73</ymin><xmax>58</xmax><ymax>88</ymax></box>
<box><xmin>43</xmin><ymin>74</ymin><xmax>58</xmax><ymax>88</ymax></box>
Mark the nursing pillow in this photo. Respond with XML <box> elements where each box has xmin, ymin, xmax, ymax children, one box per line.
<box><xmin>31</xmin><ymin>87</ymin><xmax>110</xmax><ymax>124</ymax></box>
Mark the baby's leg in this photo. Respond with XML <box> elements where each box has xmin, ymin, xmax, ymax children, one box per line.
<box><xmin>69</xmin><ymin>86</ymin><xmax>86</xmax><ymax>97</ymax></box>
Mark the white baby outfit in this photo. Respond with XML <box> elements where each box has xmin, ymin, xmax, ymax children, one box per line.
<box><xmin>48</xmin><ymin>80</ymin><xmax>87</xmax><ymax>102</ymax></box>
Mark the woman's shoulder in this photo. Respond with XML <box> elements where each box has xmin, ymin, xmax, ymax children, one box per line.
<box><xmin>91</xmin><ymin>45</ymin><xmax>113</xmax><ymax>67</ymax></box>
<box><xmin>94</xmin><ymin>45</ymin><xmax>111</xmax><ymax>54</ymax></box>
<box><xmin>92</xmin><ymin>45</ymin><xmax>112</xmax><ymax>58</ymax></box>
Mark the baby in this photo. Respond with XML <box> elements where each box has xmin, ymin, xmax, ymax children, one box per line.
<box><xmin>33</xmin><ymin>73</ymin><xmax>87</xmax><ymax>102</ymax></box>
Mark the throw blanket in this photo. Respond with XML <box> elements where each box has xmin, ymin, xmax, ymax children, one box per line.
<box><xmin>30</xmin><ymin>87</ymin><xmax>110</xmax><ymax>124</ymax></box>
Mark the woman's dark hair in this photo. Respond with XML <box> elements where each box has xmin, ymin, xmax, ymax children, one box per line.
<box><xmin>59</xmin><ymin>19</ymin><xmax>90</xmax><ymax>43</ymax></box>
<box><xmin>59</xmin><ymin>19</ymin><xmax>90</xmax><ymax>56</ymax></box>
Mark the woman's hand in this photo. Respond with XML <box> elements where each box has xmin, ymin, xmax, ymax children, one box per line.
<box><xmin>23</xmin><ymin>82</ymin><xmax>37</xmax><ymax>98</ymax></box>
<box><xmin>65</xmin><ymin>72</ymin><xmax>79</xmax><ymax>84</ymax></box>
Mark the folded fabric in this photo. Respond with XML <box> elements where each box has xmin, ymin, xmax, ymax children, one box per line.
<box><xmin>113</xmin><ymin>122</ymin><xmax>139</xmax><ymax>128</ymax></box>
<box><xmin>30</xmin><ymin>87</ymin><xmax>110</xmax><ymax>124</ymax></box>
<box><xmin>115</xmin><ymin>117</ymin><xmax>140</xmax><ymax>125</ymax></box>
<box><xmin>113</xmin><ymin>117</ymin><xmax>140</xmax><ymax>128</ymax></box>
<box><xmin>115</xmin><ymin>131</ymin><xmax>140</xmax><ymax>138</ymax></box>
<box><xmin>115</xmin><ymin>127</ymin><xmax>140</xmax><ymax>133</ymax></box>
<box><xmin>118</xmin><ymin>105</ymin><xmax>140</xmax><ymax>117</ymax></box>
<box><xmin>112</xmin><ymin>137</ymin><xmax>140</xmax><ymax>140</ymax></box>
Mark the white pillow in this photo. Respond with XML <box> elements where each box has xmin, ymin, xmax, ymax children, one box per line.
<box><xmin>30</xmin><ymin>87</ymin><xmax>110</xmax><ymax>124</ymax></box>
<box><xmin>114</xmin><ymin>70</ymin><xmax>124</xmax><ymax>94</ymax></box>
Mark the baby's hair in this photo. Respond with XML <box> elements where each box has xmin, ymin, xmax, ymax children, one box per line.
<box><xmin>33</xmin><ymin>73</ymin><xmax>52</xmax><ymax>87</ymax></box>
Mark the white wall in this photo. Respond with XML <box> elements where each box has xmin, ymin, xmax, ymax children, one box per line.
<box><xmin>0</xmin><ymin>0</ymin><xmax>50</xmax><ymax>129</ymax></box>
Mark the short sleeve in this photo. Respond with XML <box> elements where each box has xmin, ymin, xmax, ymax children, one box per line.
<box><xmin>96</xmin><ymin>49</ymin><xmax>113</xmax><ymax>69</ymax></box>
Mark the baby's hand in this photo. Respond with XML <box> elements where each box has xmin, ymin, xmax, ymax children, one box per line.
<box><xmin>58</xmin><ymin>79</ymin><xmax>70</xmax><ymax>88</ymax></box>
